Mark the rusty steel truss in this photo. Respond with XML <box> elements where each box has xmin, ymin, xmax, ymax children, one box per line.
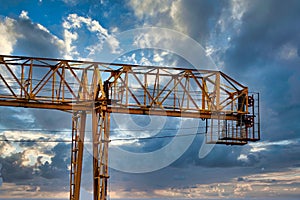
<box><xmin>0</xmin><ymin>55</ymin><xmax>260</xmax><ymax>200</ymax></box>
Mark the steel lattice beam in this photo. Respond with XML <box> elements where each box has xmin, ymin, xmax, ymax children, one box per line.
<box><xmin>0</xmin><ymin>55</ymin><xmax>248</xmax><ymax>115</ymax></box>
<box><xmin>0</xmin><ymin>55</ymin><xmax>260</xmax><ymax>200</ymax></box>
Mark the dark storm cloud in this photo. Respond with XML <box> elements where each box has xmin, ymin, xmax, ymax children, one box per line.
<box><xmin>171</xmin><ymin>0</ymin><xmax>228</xmax><ymax>43</ymax></box>
<box><xmin>224</xmin><ymin>0</ymin><xmax>300</xmax><ymax>72</ymax></box>
<box><xmin>38</xmin><ymin>143</ymin><xmax>70</xmax><ymax>179</ymax></box>
<box><xmin>18</xmin><ymin>139</ymin><xmax>38</xmax><ymax>147</ymax></box>
<box><xmin>127</xmin><ymin>0</ymin><xmax>228</xmax><ymax>44</ymax></box>
<box><xmin>0</xmin><ymin>141</ymin><xmax>70</xmax><ymax>192</ymax></box>
<box><xmin>169</xmin><ymin>135</ymin><xmax>242</xmax><ymax>168</ymax></box>
<box><xmin>109</xmin><ymin>164</ymin><xmax>261</xmax><ymax>192</ymax></box>
<box><xmin>110</xmin><ymin>115</ymin><xmax>184</xmax><ymax>153</ymax></box>
<box><xmin>0</xmin><ymin>152</ymin><xmax>34</xmax><ymax>182</ymax></box>
<box><xmin>0</xmin><ymin>0</ymin><xmax>299</xmax><ymax>197</ymax></box>
<box><xmin>217</xmin><ymin>0</ymin><xmax>300</xmax><ymax>144</ymax></box>
<box><xmin>0</xmin><ymin>106</ymin><xmax>71</xmax><ymax>133</ymax></box>
<box><xmin>108</xmin><ymin>139</ymin><xmax>300</xmax><ymax>193</ymax></box>
<box><xmin>252</xmin><ymin>140</ymin><xmax>300</xmax><ymax>169</ymax></box>
<box><xmin>29</xmin><ymin>109</ymin><xmax>71</xmax><ymax>130</ymax></box>
<box><xmin>0</xmin><ymin>107</ymin><xmax>34</xmax><ymax>129</ymax></box>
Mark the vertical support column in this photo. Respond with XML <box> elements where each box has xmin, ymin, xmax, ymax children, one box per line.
<box><xmin>257</xmin><ymin>93</ymin><xmax>261</xmax><ymax>140</ymax></box>
<box><xmin>29</xmin><ymin>59</ymin><xmax>33</xmax><ymax>95</ymax></box>
<box><xmin>125</xmin><ymin>67</ymin><xmax>129</xmax><ymax>106</ymax></box>
<box><xmin>21</xmin><ymin>65</ymin><xmax>24</xmax><ymax>97</ymax></box>
<box><xmin>174</xmin><ymin>77</ymin><xmax>177</xmax><ymax>108</ymax></box>
<box><xmin>52</xmin><ymin>72</ymin><xmax>56</xmax><ymax>102</ymax></box>
<box><xmin>202</xmin><ymin>77</ymin><xmax>205</xmax><ymax>110</ymax></box>
<box><xmin>144</xmin><ymin>73</ymin><xmax>147</xmax><ymax>106</ymax></box>
<box><xmin>215</xmin><ymin>72</ymin><xmax>220</xmax><ymax>111</ymax></box>
<box><xmin>92</xmin><ymin>107</ymin><xmax>110</xmax><ymax>200</ymax></box>
<box><xmin>61</xmin><ymin>65</ymin><xmax>65</xmax><ymax>101</ymax></box>
<box><xmin>70</xmin><ymin>111</ymin><xmax>87</xmax><ymax>200</ymax></box>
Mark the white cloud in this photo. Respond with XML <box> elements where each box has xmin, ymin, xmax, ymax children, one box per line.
<box><xmin>106</xmin><ymin>35</ymin><xmax>121</xmax><ymax>54</ymax></box>
<box><xmin>153</xmin><ymin>52</ymin><xmax>164</xmax><ymax>63</ymax></box>
<box><xmin>117</xmin><ymin>53</ymin><xmax>138</xmax><ymax>65</ymax></box>
<box><xmin>63</xmin><ymin>13</ymin><xmax>120</xmax><ymax>59</ymax></box>
<box><xmin>244</xmin><ymin>139</ymin><xmax>298</xmax><ymax>155</ymax></box>
<box><xmin>21</xmin><ymin>149</ymin><xmax>53</xmax><ymax>166</ymax></box>
<box><xmin>117</xmin><ymin>49</ymin><xmax>176</xmax><ymax>69</ymax></box>
<box><xmin>63</xmin><ymin>29</ymin><xmax>79</xmax><ymax>59</ymax></box>
<box><xmin>0</xmin><ymin>11</ymin><xmax>68</xmax><ymax>58</ymax></box>
<box><xmin>0</xmin><ymin>11</ymin><xmax>120</xmax><ymax>60</ymax></box>
<box><xmin>0</xmin><ymin>17</ymin><xmax>19</xmax><ymax>55</ymax></box>
<box><xmin>169</xmin><ymin>0</ymin><xmax>188</xmax><ymax>34</ymax></box>
<box><xmin>128</xmin><ymin>0</ymin><xmax>172</xmax><ymax>19</ymax></box>
<box><xmin>132</xmin><ymin>29</ymin><xmax>176</xmax><ymax>50</ymax></box>
<box><xmin>205</xmin><ymin>45</ymin><xmax>215</xmax><ymax>57</ymax></box>
<box><xmin>1</xmin><ymin>130</ymin><xmax>69</xmax><ymax>167</ymax></box>
<box><xmin>62</xmin><ymin>0</ymin><xmax>78</xmax><ymax>5</ymax></box>
<box><xmin>36</xmin><ymin>23</ymin><xmax>50</xmax><ymax>33</ymax></box>
<box><xmin>65</xmin><ymin>13</ymin><xmax>108</xmax><ymax>36</ymax></box>
<box><xmin>230</xmin><ymin>0</ymin><xmax>249</xmax><ymax>21</ymax></box>
<box><xmin>139</xmin><ymin>56</ymin><xmax>152</xmax><ymax>65</ymax></box>
<box><xmin>250</xmin><ymin>146</ymin><xmax>266</xmax><ymax>153</ymax></box>
<box><xmin>19</xmin><ymin>10</ymin><xmax>29</xmax><ymax>20</ymax></box>
<box><xmin>249</xmin><ymin>139</ymin><xmax>297</xmax><ymax>149</ymax></box>
<box><xmin>133</xmin><ymin>32</ymin><xmax>155</xmax><ymax>49</ymax></box>
<box><xmin>237</xmin><ymin>154</ymin><xmax>248</xmax><ymax>162</ymax></box>
<box><xmin>0</xmin><ymin>138</ymin><xmax>17</xmax><ymax>157</ymax></box>
<box><xmin>110</xmin><ymin>26</ymin><xmax>119</xmax><ymax>33</ymax></box>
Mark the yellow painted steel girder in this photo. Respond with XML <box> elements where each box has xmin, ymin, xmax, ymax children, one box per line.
<box><xmin>0</xmin><ymin>55</ymin><xmax>260</xmax><ymax>200</ymax></box>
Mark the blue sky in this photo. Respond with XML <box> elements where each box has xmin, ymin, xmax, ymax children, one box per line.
<box><xmin>0</xmin><ymin>0</ymin><xmax>300</xmax><ymax>199</ymax></box>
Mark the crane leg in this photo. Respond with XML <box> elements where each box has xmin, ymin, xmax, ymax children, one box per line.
<box><xmin>92</xmin><ymin>109</ymin><xmax>110</xmax><ymax>200</ymax></box>
<box><xmin>70</xmin><ymin>111</ymin><xmax>87</xmax><ymax>200</ymax></box>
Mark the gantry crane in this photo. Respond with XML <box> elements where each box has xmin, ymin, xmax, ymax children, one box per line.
<box><xmin>0</xmin><ymin>55</ymin><xmax>260</xmax><ymax>200</ymax></box>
